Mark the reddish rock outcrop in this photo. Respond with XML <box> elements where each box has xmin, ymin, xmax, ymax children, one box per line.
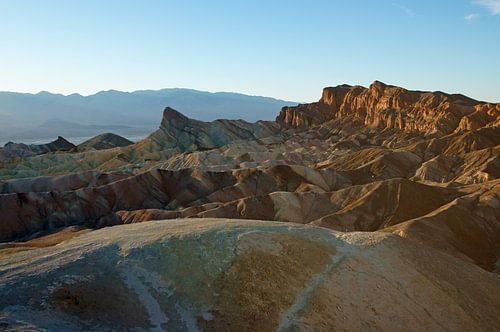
<box><xmin>277</xmin><ymin>81</ymin><xmax>499</xmax><ymax>135</ymax></box>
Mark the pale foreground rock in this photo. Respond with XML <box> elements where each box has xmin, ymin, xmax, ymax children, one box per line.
<box><xmin>0</xmin><ymin>219</ymin><xmax>499</xmax><ymax>331</ymax></box>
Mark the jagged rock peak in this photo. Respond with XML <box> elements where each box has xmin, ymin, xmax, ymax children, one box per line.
<box><xmin>147</xmin><ymin>106</ymin><xmax>282</xmax><ymax>153</ymax></box>
<box><xmin>163</xmin><ymin>106</ymin><xmax>189</xmax><ymax>121</ymax></box>
<box><xmin>160</xmin><ymin>107</ymin><xmax>190</xmax><ymax>128</ymax></box>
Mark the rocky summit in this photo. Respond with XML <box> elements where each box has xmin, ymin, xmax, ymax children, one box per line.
<box><xmin>0</xmin><ymin>81</ymin><xmax>499</xmax><ymax>331</ymax></box>
<box><xmin>277</xmin><ymin>81</ymin><xmax>499</xmax><ymax>134</ymax></box>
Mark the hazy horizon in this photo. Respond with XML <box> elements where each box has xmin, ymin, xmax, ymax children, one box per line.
<box><xmin>1</xmin><ymin>0</ymin><xmax>499</xmax><ymax>103</ymax></box>
<box><xmin>0</xmin><ymin>87</ymin><xmax>302</xmax><ymax>102</ymax></box>
<box><xmin>0</xmin><ymin>87</ymin><xmax>297</xmax><ymax>144</ymax></box>
<box><xmin>0</xmin><ymin>77</ymin><xmax>497</xmax><ymax>104</ymax></box>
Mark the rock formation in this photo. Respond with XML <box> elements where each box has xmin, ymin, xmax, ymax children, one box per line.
<box><xmin>277</xmin><ymin>81</ymin><xmax>499</xmax><ymax>135</ymax></box>
<box><xmin>133</xmin><ymin>107</ymin><xmax>282</xmax><ymax>160</ymax></box>
<box><xmin>0</xmin><ymin>81</ymin><xmax>498</xmax><ymax>330</ymax></box>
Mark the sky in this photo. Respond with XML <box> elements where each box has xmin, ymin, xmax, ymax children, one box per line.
<box><xmin>0</xmin><ymin>0</ymin><xmax>499</xmax><ymax>102</ymax></box>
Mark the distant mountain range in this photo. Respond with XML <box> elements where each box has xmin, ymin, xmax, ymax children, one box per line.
<box><xmin>0</xmin><ymin>88</ymin><xmax>297</xmax><ymax>143</ymax></box>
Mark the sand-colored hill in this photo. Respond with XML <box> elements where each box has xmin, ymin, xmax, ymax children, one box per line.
<box><xmin>1</xmin><ymin>219</ymin><xmax>499</xmax><ymax>331</ymax></box>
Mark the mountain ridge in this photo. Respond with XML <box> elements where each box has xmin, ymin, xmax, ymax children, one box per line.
<box><xmin>0</xmin><ymin>88</ymin><xmax>297</xmax><ymax>144</ymax></box>
<box><xmin>277</xmin><ymin>80</ymin><xmax>499</xmax><ymax>134</ymax></box>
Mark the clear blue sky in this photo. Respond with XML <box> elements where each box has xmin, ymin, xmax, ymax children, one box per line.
<box><xmin>0</xmin><ymin>0</ymin><xmax>499</xmax><ymax>102</ymax></box>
